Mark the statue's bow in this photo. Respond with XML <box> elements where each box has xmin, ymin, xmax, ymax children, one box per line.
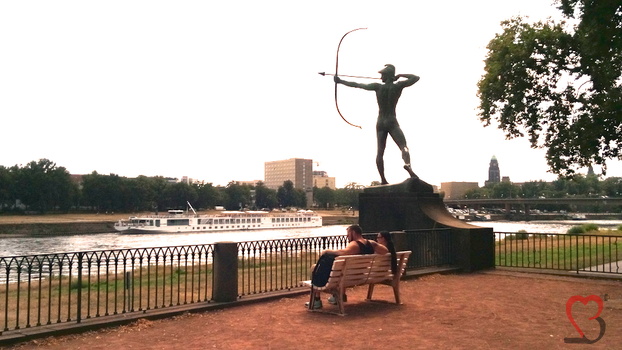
<box><xmin>334</xmin><ymin>28</ymin><xmax>366</xmax><ymax>129</ymax></box>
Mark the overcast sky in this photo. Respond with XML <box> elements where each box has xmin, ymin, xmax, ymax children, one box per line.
<box><xmin>2</xmin><ymin>1</ymin><xmax>620</xmax><ymax>188</ymax></box>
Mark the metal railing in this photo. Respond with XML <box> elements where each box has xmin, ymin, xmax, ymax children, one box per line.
<box><xmin>0</xmin><ymin>236</ymin><xmax>355</xmax><ymax>335</ymax></box>
<box><xmin>496</xmin><ymin>232</ymin><xmax>621</xmax><ymax>274</ymax></box>
<box><xmin>1</xmin><ymin>245</ymin><xmax>215</xmax><ymax>335</ymax></box>
<box><xmin>237</xmin><ymin>236</ymin><xmax>347</xmax><ymax>298</ymax></box>
<box><xmin>400</xmin><ymin>229</ymin><xmax>453</xmax><ymax>269</ymax></box>
<box><xmin>2</xmin><ymin>231</ymin><xmax>450</xmax><ymax>336</ymax></box>
<box><xmin>10</xmin><ymin>229</ymin><xmax>621</xmax><ymax>337</ymax></box>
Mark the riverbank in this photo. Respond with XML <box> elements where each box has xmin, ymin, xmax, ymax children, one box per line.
<box><xmin>0</xmin><ymin>210</ymin><xmax>359</xmax><ymax>236</ymax></box>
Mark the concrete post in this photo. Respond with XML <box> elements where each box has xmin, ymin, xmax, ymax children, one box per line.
<box><xmin>212</xmin><ymin>242</ymin><xmax>238</xmax><ymax>302</ymax></box>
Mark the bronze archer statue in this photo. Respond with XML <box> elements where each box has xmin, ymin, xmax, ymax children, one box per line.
<box><xmin>335</xmin><ymin>64</ymin><xmax>419</xmax><ymax>184</ymax></box>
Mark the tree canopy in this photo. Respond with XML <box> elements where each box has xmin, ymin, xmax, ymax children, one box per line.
<box><xmin>478</xmin><ymin>0</ymin><xmax>621</xmax><ymax>176</ymax></box>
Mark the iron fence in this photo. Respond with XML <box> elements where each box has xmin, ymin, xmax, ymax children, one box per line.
<box><xmin>237</xmin><ymin>236</ymin><xmax>348</xmax><ymax>297</ymax></box>
<box><xmin>0</xmin><ymin>236</ymin><xmax>353</xmax><ymax>335</ymax></box>
<box><xmin>496</xmin><ymin>232</ymin><xmax>621</xmax><ymax>274</ymax></box>
<box><xmin>5</xmin><ymin>231</ymin><xmax>451</xmax><ymax>335</ymax></box>
<box><xmin>1</xmin><ymin>245</ymin><xmax>215</xmax><ymax>334</ymax></box>
<box><xmin>400</xmin><ymin>229</ymin><xmax>453</xmax><ymax>269</ymax></box>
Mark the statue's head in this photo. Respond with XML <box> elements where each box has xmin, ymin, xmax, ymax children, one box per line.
<box><xmin>379</xmin><ymin>64</ymin><xmax>396</xmax><ymax>82</ymax></box>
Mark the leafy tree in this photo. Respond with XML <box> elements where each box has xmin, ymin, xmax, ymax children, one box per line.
<box><xmin>601</xmin><ymin>177</ymin><xmax>622</xmax><ymax>197</ymax></box>
<box><xmin>334</xmin><ymin>182</ymin><xmax>364</xmax><ymax>209</ymax></box>
<box><xmin>81</xmin><ymin>172</ymin><xmax>124</xmax><ymax>212</ymax></box>
<box><xmin>520</xmin><ymin>181</ymin><xmax>550</xmax><ymax>198</ymax></box>
<box><xmin>491</xmin><ymin>181</ymin><xmax>521</xmax><ymax>199</ymax></box>
<box><xmin>0</xmin><ymin>165</ymin><xmax>15</xmax><ymax>210</ymax></box>
<box><xmin>463</xmin><ymin>187</ymin><xmax>491</xmax><ymax>199</ymax></box>
<box><xmin>277</xmin><ymin>180</ymin><xmax>297</xmax><ymax>208</ymax></box>
<box><xmin>294</xmin><ymin>188</ymin><xmax>308</xmax><ymax>208</ymax></box>
<box><xmin>478</xmin><ymin>1</ymin><xmax>622</xmax><ymax>176</ymax></box>
<box><xmin>195</xmin><ymin>182</ymin><xmax>221</xmax><ymax>209</ymax></box>
<box><xmin>224</xmin><ymin>182</ymin><xmax>250</xmax><ymax>210</ymax></box>
<box><xmin>13</xmin><ymin>159</ymin><xmax>77</xmax><ymax>213</ymax></box>
<box><xmin>313</xmin><ymin>186</ymin><xmax>335</xmax><ymax>208</ymax></box>
<box><xmin>118</xmin><ymin>176</ymin><xmax>157</xmax><ymax>212</ymax></box>
<box><xmin>149</xmin><ymin>176</ymin><xmax>171</xmax><ymax>212</ymax></box>
<box><xmin>254</xmin><ymin>182</ymin><xmax>277</xmax><ymax>209</ymax></box>
<box><xmin>162</xmin><ymin>182</ymin><xmax>198</xmax><ymax>210</ymax></box>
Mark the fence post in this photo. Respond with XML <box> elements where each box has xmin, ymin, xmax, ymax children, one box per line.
<box><xmin>125</xmin><ymin>271</ymin><xmax>132</xmax><ymax>311</ymax></box>
<box><xmin>76</xmin><ymin>252</ymin><xmax>82</xmax><ymax>323</ymax></box>
<box><xmin>212</xmin><ymin>242</ymin><xmax>238</xmax><ymax>302</ymax></box>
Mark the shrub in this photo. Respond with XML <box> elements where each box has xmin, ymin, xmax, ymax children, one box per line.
<box><xmin>581</xmin><ymin>223</ymin><xmax>599</xmax><ymax>233</ymax></box>
<box><xmin>567</xmin><ymin>223</ymin><xmax>599</xmax><ymax>235</ymax></box>
<box><xmin>567</xmin><ymin>226</ymin><xmax>585</xmax><ymax>235</ymax></box>
<box><xmin>508</xmin><ymin>230</ymin><xmax>529</xmax><ymax>240</ymax></box>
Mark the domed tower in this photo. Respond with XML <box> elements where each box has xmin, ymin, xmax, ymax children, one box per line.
<box><xmin>487</xmin><ymin>156</ymin><xmax>500</xmax><ymax>185</ymax></box>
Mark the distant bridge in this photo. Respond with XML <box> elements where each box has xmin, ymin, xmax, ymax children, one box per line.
<box><xmin>443</xmin><ymin>197</ymin><xmax>622</xmax><ymax>207</ymax></box>
<box><xmin>443</xmin><ymin>197</ymin><xmax>622</xmax><ymax>217</ymax></box>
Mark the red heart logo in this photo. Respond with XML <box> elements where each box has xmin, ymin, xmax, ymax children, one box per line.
<box><xmin>566</xmin><ymin>295</ymin><xmax>604</xmax><ymax>338</ymax></box>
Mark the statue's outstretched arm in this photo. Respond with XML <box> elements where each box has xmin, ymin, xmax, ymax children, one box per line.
<box><xmin>335</xmin><ymin>76</ymin><xmax>378</xmax><ymax>90</ymax></box>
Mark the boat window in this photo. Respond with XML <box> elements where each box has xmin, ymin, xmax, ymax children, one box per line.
<box><xmin>167</xmin><ymin>219</ymin><xmax>190</xmax><ymax>226</ymax></box>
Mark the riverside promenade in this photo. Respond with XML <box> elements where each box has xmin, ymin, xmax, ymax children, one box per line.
<box><xmin>4</xmin><ymin>270</ymin><xmax>621</xmax><ymax>349</ymax></box>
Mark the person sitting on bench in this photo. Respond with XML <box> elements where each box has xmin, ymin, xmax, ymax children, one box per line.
<box><xmin>306</xmin><ymin>224</ymin><xmax>389</xmax><ymax>309</ymax></box>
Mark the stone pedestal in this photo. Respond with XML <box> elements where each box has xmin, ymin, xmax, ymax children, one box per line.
<box><xmin>359</xmin><ymin>178</ymin><xmax>494</xmax><ymax>272</ymax></box>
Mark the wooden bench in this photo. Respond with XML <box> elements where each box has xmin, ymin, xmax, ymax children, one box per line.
<box><xmin>304</xmin><ymin>251</ymin><xmax>412</xmax><ymax>315</ymax></box>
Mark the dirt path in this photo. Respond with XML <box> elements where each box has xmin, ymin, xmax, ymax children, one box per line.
<box><xmin>5</xmin><ymin>271</ymin><xmax>621</xmax><ymax>349</ymax></box>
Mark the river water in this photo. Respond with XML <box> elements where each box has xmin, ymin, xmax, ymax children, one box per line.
<box><xmin>1</xmin><ymin>220</ymin><xmax>621</xmax><ymax>257</ymax></box>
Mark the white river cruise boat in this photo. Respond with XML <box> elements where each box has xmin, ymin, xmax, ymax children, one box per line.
<box><xmin>114</xmin><ymin>209</ymin><xmax>323</xmax><ymax>234</ymax></box>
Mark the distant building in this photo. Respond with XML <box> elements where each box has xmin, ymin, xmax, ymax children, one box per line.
<box><xmin>440</xmin><ymin>182</ymin><xmax>479</xmax><ymax>199</ymax></box>
<box><xmin>485</xmin><ymin>156</ymin><xmax>501</xmax><ymax>186</ymax></box>
<box><xmin>181</xmin><ymin>176</ymin><xmax>207</xmax><ymax>185</ymax></box>
<box><xmin>313</xmin><ymin>171</ymin><xmax>336</xmax><ymax>190</ymax></box>
<box><xmin>264</xmin><ymin>158</ymin><xmax>313</xmax><ymax>206</ymax></box>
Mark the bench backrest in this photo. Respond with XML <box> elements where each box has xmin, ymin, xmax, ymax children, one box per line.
<box><xmin>321</xmin><ymin>251</ymin><xmax>411</xmax><ymax>290</ymax></box>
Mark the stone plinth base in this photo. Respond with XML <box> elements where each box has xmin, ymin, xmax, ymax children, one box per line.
<box><xmin>359</xmin><ymin>178</ymin><xmax>494</xmax><ymax>272</ymax></box>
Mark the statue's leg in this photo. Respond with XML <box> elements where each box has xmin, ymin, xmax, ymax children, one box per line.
<box><xmin>377</xmin><ymin>131</ymin><xmax>389</xmax><ymax>184</ymax></box>
<box><xmin>390</xmin><ymin>127</ymin><xmax>418</xmax><ymax>179</ymax></box>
